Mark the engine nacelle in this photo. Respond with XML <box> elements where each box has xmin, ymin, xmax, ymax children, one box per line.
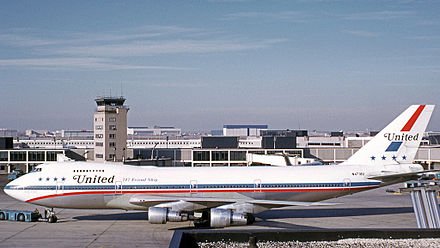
<box><xmin>148</xmin><ymin>207</ymin><xmax>188</xmax><ymax>224</ymax></box>
<box><xmin>210</xmin><ymin>208</ymin><xmax>253</xmax><ymax>228</ymax></box>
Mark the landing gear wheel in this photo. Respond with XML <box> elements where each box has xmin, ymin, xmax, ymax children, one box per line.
<box><xmin>46</xmin><ymin>208</ymin><xmax>58</xmax><ymax>223</ymax></box>
<box><xmin>17</xmin><ymin>213</ymin><xmax>25</xmax><ymax>222</ymax></box>
<box><xmin>193</xmin><ymin>219</ymin><xmax>210</xmax><ymax>228</ymax></box>
<box><xmin>48</xmin><ymin>215</ymin><xmax>58</xmax><ymax>223</ymax></box>
<box><xmin>193</xmin><ymin>211</ymin><xmax>210</xmax><ymax>228</ymax></box>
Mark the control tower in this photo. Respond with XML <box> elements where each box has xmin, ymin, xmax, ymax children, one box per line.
<box><xmin>94</xmin><ymin>96</ymin><xmax>129</xmax><ymax>162</ymax></box>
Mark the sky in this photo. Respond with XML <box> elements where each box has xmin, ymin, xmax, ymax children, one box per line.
<box><xmin>0</xmin><ymin>0</ymin><xmax>439</xmax><ymax>132</ymax></box>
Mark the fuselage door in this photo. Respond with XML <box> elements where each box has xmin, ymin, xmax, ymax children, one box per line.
<box><xmin>115</xmin><ymin>181</ymin><xmax>122</xmax><ymax>195</ymax></box>
<box><xmin>343</xmin><ymin>178</ymin><xmax>351</xmax><ymax>191</ymax></box>
<box><xmin>190</xmin><ymin>180</ymin><xmax>198</xmax><ymax>194</ymax></box>
<box><xmin>254</xmin><ymin>179</ymin><xmax>262</xmax><ymax>193</ymax></box>
<box><xmin>56</xmin><ymin>182</ymin><xmax>64</xmax><ymax>195</ymax></box>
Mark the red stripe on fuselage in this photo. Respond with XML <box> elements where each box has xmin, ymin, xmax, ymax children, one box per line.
<box><xmin>401</xmin><ymin>105</ymin><xmax>425</xmax><ymax>132</ymax></box>
<box><xmin>26</xmin><ymin>186</ymin><xmax>379</xmax><ymax>203</ymax></box>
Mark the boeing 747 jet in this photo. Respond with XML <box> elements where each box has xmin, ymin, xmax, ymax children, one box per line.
<box><xmin>4</xmin><ymin>105</ymin><xmax>435</xmax><ymax>227</ymax></box>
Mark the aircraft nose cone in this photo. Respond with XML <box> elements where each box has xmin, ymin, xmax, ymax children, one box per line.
<box><xmin>3</xmin><ymin>180</ymin><xmax>20</xmax><ymax>200</ymax></box>
<box><xmin>4</xmin><ymin>181</ymin><xmax>14</xmax><ymax>197</ymax></box>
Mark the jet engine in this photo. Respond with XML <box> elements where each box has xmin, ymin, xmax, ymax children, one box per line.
<box><xmin>148</xmin><ymin>207</ymin><xmax>188</xmax><ymax>224</ymax></box>
<box><xmin>209</xmin><ymin>208</ymin><xmax>254</xmax><ymax>228</ymax></box>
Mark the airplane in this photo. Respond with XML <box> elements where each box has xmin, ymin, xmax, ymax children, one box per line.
<box><xmin>4</xmin><ymin>105</ymin><xmax>435</xmax><ymax>227</ymax></box>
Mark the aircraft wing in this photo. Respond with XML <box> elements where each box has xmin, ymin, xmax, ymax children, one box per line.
<box><xmin>129</xmin><ymin>195</ymin><xmax>335</xmax><ymax>212</ymax></box>
<box><xmin>247</xmin><ymin>199</ymin><xmax>337</xmax><ymax>209</ymax></box>
<box><xmin>129</xmin><ymin>195</ymin><xmax>238</xmax><ymax>211</ymax></box>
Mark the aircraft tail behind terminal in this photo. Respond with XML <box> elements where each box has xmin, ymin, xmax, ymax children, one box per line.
<box><xmin>341</xmin><ymin>105</ymin><xmax>435</xmax><ymax>166</ymax></box>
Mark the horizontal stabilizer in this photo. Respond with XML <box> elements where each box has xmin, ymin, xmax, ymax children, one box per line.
<box><xmin>367</xmin><ymin>170</ymin><xmax>440</xmax><ymax>183</ymax></box>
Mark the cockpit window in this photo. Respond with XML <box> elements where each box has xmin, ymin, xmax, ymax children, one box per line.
<box><xmin>31</xmin><ymin>167</ymin><xmax>42</xmax><ymax>173</ymax></box>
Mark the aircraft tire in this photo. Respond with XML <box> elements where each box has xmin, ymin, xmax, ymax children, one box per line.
<box><xmin>193</xmin><ymin>220</ymin><xmax>210</xmax><ymax>228</ymax></box>
<box><xmin>48</xmin><ymin>215</ymin><xmax>58</xmax><ymax>223</ymax></box>
<box><xmin>17</xmin><ymin>213</ymin><xmax>25</xmax><ymax>222</ymax></box>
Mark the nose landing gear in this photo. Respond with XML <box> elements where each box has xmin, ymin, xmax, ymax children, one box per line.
<box><xmin>45</xmin><ymin>208</ymin><xmax>58</xmax><ymax>223</ymax></box>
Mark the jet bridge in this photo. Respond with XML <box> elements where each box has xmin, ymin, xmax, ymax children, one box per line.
<box><xmin>401</xmin><ymin>181</ymin><xmax>440</xmax><ymax>228</ymax></box>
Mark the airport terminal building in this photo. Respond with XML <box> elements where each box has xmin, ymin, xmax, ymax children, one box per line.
<box><xmin>1</xmin><ymin>127</ymin><xmax>440</xmax><ymax>175</ymax></box>
<box><xmin>1</xmin><ymin>97</ymin><xmax>440</xmax><ymax>174</ymax></box>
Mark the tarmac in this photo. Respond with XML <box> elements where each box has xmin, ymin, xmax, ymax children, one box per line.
<box><xmin>0</xmin><ymin>174</ymin><xmax>420</xmax><ymax>248</ymax></box>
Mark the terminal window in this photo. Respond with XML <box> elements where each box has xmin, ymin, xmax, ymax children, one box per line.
<box><xmin>29</xmin><ymin>151</ymin><xmax>45</xmax><ymax>161</ymax></box>
<box><xmin>193</xmin><ymin>151</ymin><xmax>210</xmax><ymax>161</ymax></box>
<box><xmin>46</xmin><ymin>151</ymin><xmax>62</xmax><ymax>161</ymax></box>
<box><xmin>10</xmin><ymin>151</ymin><xmax>26</xmax><ymax>161</ymax></box>
<box><xmin>0</xmin><ymin>151</ymin><xmax>7</xmax><ymax>161</ymax></box>
<box><xmin>212</xmin><ymin>151</ymin><xmax>228</xmax><ymax>161</ymax></box>
<box><xmin>230</xmin><ymin>151</ymin><xmax>246</xmax><ymax>161</ymax></box>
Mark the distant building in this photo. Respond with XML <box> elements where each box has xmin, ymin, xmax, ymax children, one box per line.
<box><xmin>223</xmin><ymin>124</ymin><xmax>268</xmax><ymax>137</ymax></box>
<box><xmin>128</xmin><ymin>126</ymin><xmax>181</xmax><ymax>138</ymax></box>
<box><xmin>60</xmin><ymin>130</ymin><xmax>94</xmax><ymax>139</ymax></box>
<box><xmin>94</xmin><ymin>96</ymin><xmax>129</xmax><ymax>162</ymax></box>
<box><xmin>0</xmin><ymin>129</ymin><xmax>18</xmax><ymax>138</ymax></box>
<box><xmin>25</xmin><ymin>130</ymin><xmax>55</xmax><ymax>137</ymax></box>
<box><xmin>0</xmin><ymin>137</ymin><xmax>13</xmax><ymax>149</ymax></box>
<box><xmin>427</xmin><ymin>132</ymin><xmax>440</xmax><ymax>146</ymax></box>
<box><xmin>260</xmin><ymin>129</ymin><xmax>308</xmax><ymax>137</ymax></box>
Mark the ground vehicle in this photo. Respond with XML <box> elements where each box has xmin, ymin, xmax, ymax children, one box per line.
<box><xmin>0</xmin><ymin>209</ymin><xmax>41</xmax><ymax>222</ymax></box>
<box><xmin>7</xmin><ymin>169</ymin><xmax>24</xmax><ymax>181</ymax></box>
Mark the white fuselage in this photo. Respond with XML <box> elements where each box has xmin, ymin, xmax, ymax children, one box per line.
<box><xmin>4</xmin><ymin>161</ymin><xmax>421</xmax><ymax>213</ymax></box>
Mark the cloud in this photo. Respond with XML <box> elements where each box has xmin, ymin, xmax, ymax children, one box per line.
<box><xmin>406</xmin><ymin>35</ymin><xmax>440</xmax><ymax>41</ymax></box>
<box><xmin>222</xmin><ymin>11</ymin><xmax>310</xmax><ymax>22</ymax></box>
<box><xmin>343</xmin><ymin>30</ymin><xmax>380</xmax><ymax>37</ymax></box>
<box><xmin>0</xmin><ymin>25</ymin><xmax>205</xmax><ymax>48</ymax></box>
<box><xmin>208</xmin><ymin>0</ymin><xmax>252</xmax><ymax>2</ymax></box>
<box><xmin>51</xmin><ymin>38</ymin><xmax>286</xmax><ymax>57</ymax></box>
<box><xmin>342</xmin><ymin>11</ymin><xmax>414</xmax><ymax>21</ymax></box>
<box><xmin>0</xmin><ymin>25</ymin><xmax>285</xmax><ymax>70</ymax></box>
<box><xmin>0</xmin><ymin>57</ymin><xmax>193</xmax><ymax>71</ymax></box>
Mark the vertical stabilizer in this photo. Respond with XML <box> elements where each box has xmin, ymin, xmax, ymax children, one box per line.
<box><xmin>342</xmin><ymin>105</ymin><xmax>435</xmax><ymax>166</ymax></box>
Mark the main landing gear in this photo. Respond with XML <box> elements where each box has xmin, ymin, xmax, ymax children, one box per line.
<box><xmin>45</xmin><ymin>208</ymin><xmax>58</xmax><ymax>223</ymax></box>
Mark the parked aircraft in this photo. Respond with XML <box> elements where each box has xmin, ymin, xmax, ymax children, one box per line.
<box><xmin>4</xmin><ymin>105</ymin><xmax>434</xmax><ymax>227</ymax></box>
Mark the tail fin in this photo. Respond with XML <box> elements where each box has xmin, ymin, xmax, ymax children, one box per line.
<box><xmin>342</xmin><ymin>105</ymin><xmax>435</xmax><ymax>166</ymax></box>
